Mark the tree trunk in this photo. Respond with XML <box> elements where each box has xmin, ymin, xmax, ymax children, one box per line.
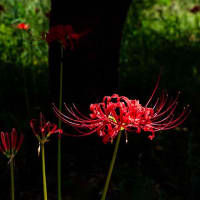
<box><xmin>49</xmin><ymin>0</ymin><xmax>132</xmax><ymax>109</ymax></box>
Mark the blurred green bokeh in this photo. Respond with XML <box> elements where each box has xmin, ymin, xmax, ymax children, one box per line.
<box><xmin>120</xmin><ymin>0</ymin><xmax>200</xmax><ymax>102</ymax></box>
<box><xmin>0</xmin><ymin>0</ymin><xmax>50</xmax><ymax>128</ymax></box>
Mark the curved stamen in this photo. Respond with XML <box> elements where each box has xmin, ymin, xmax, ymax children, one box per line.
<box><xmin>145</xmin><ymin>75</ymin><xmax>160</xmax><ymax>107</ymax></box>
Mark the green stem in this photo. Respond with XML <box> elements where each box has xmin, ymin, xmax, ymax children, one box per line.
<box><xmin>100</xmin><ymin>133</ymin><xmax>121</xmax><ymax>200</ymax></box>
<box><xmin>41</xmin><ymin>143</ymin><xmax>48</xmax><ymax>200</ymax></box>
<box><xmin>10</xmin><ymin>159</ymin><xmax>15</xmax><ymax>200</ymax></box>
<box><xmin>58</xmin><ymin>46</ymin><xmax>63</xmax><ymax>200</ymax></box>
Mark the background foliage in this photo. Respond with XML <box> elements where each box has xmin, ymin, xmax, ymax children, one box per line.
<box><xmin>0</xmin><ymin>0</ymin><xmax>50</xmax><ymax>129</ymax></box>
<box><xmin>120</xmin><ymin>0</ymin><xmax>200</xmax><ymax>97</ymax></box>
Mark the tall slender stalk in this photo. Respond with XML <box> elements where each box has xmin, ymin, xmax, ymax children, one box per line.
<box><xmin>100</xmin><ymin>132</ymin><xmax>121</xmax><ymax>200</ymax></box>
<box><xmin>41</xmin><ymin>143</ymin><xmax>48</xmax><ymax>200</ymax></box>
<box><xmin>10</xmin><ymin>159</ymin><xmax>15</xmax><ymax>200</ymax></box>
<box><xmin>58</xmin><ymin>46</ymin><xmax>63</xmax><ymax>200</ymax></box>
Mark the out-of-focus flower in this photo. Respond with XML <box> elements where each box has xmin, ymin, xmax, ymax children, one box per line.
<box><xmin>35</xmin><ymin>8</ymin><xmax>39</xmax><ymax>13</ymax></box>
<box><xmin>0</xmin><ymin>4</ymin><xmax>5</xmax><ymax>12</ymax></box>
<box><xmin>189</xmin><ymin>5</ymin><xmax>200</xmax><ymax>14</ymax></box>
<box><xmin>45</xmin><ymin>11</ymin><xmax>50</xmax><ymax>19</ymax></box>
<box><xmin>30</xmin><ymin>112</ymin><xmax>63</xmax><ymax>144</ymax></box>
<box><xmin>53</xmin><ymin>79</ymin><xmax>190</xmax><ymax>143</ymax></box>
<box><xmin>43</xmin><ymin>24</ymin><xmax>90</xmax><ymax>50</ymax></box>
<box><xmin>16</xmin><ymin>23</ymin><xmax>30</xmax><ymax>30</ymax></box>
<box><xmin>0</xmin><ymin>128</ymin><xmax>23</xmax><ymax>160</ymax></box>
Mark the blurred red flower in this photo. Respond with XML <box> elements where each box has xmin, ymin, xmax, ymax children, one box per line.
<box><xmin>190</xmin><ymin>5</ymin><xmax>200</xmax><ymax>14</ymax></box>
<box><xmin>53</xmin><ymin>80</ymin><xmax>190</xmax><ymax>143</ymax></box>
<box><xmin>0</xmin><ymin>128</ymin><xmax>23</xmax><ymax>159</ymax></box>
<box><xmin>30</xmin><ymin>112</ymin><xmax>63</xmax><ymax>144</ymax></box>
<box><xmin>16</xmin><ymin>23</ymin><xmax>30</xmax><ymax>30</ymax></box>
<box><xmin>0</xmin><ymin>4</ymin><xmax>5</xmax><ymax>12</ymax></box>
<box><xmin>45</xmin><ymin>11</ymin><xmax>50</xmax><ymax>19</ymax></box>
<box><xmin>43</xmin><ymin>24</ymin><xmax>90</xmax><ymax>50</ymax></box>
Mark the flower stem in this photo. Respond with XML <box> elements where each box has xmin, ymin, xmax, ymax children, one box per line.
<box><xmin>10</xmin><ymin>159</ymin><xmax>15</xmax><ymax>200</ymax></box>
<box><xmin>100</xmin><ymin>133</ymin><xmax>121</xmax><ymax>200</ymax></box>
<box><xmin>58</xmin><ymin>46</ymin><xmax>63</xmax><ymax>200</ymax></box>
<box><xmin>41</xmin><ymin>143</ymin><xmax>48</xmax><ymax>200</ymax></box>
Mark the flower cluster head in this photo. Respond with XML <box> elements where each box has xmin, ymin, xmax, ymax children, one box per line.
<box><xmin>30</xmin><ymin>112</ymin><xmax>63</xmax><ymax>144</ymax></box>
<box><xmin>43</xmin><ymin>24</ymin><xmax>90</xmax><ymax>50</ymax></box>
<box><xmin>16</xmin><ymin>23</ymin><xmax>30</xmax><ymax>31</ymax></box>
<box><xmin>53</xmin><ymin>79</ymin><xmax>190</xmax><ymax>143</ymax></box>
<box><xmin>0</xmin><ymin>128</ymin><xmax>24</xmax><ymax>160</ymax></box>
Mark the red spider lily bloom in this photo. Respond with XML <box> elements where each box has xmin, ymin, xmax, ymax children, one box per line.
<box><xmin>0</xmin><ymin>128</ymin><xmax>23</xmax><ymax>159</ymax></box>
<box><xmin>16</xmin><ymin>23</ymin><xmax>30</xmax><ymax>30</ymax></box>
<box><xmin>30</xmin><ymin>112</ymin><xmax>63</xmax><ymax>144</ymax></box>
<box><xmin>43</xmin><ymin>24</ymin><xmax>90</xmax><ymax>50</ymax></box>
<box><xmin>190</xmin><ymin>5</ymin><xmax>200</xmax><ymax>14</ymax></box>
<box><xmin>52</xmin><ymin>80</ymin><xmax>190</xmax><ymax>143</ymax></box>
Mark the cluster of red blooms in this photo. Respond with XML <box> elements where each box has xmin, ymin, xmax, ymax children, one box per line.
<box><xmin>30</xmin><ymin>112</ymin><xmax>63</xmax><ymax>144</ymax></box>
<box><xmin>53</xmin><ymin>80</ymin><xmax>190</xmax><ymax>144</ymax></box>
<box><xmin>0</xmin><ymin>113</ymin><xmax>62</xmax><ymax>159</ymax></box>
<box><xmin>16</xmin><ymin>23</ymin><xmax>30</xmax><ymax>31</ymax></box>
<box><xmin>43</xmin><ymin>24</ymin><xmax>90</xmax><ymax>50</ymax></box>
<box><xmin>0</xmin><ymin>128</ymin><xmax>23</xmax><ymax>160</ymax></box>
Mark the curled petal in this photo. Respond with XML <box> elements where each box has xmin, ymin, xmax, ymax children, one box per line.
<box><xmin>1</xmin><ymin>132</ymin><xmax>8</xmax><ymax>152</ymax></box>
<box><xmin>30</xmin><ymin>112</ymin><xmax>62</xmax><ymax>143</ymax></box>
<box><xmin>11</xmin><ymin>128</ymin><xmax>17</xmax><ymax>151</ymax></box>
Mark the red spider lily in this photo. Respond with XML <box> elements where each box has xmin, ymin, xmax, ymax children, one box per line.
<box><xmin>190</xmin><ymin>5</ymin><xmax>200</xmax><ymax>14</ymax></box>
<box><xmin>0</xmin><ymin>128</ymin><xmax>23</xmax><ymax>159</ymax></box>
<box><xmin>52</xmin><ymin>80</ymin><xmax>190</xmax><ymax>143</ymax></box>
<box><xmin>16</xmin><ymin>23</ymin><xmax>30</xmax><ymax>30</ymax></box>
<box><xmin>43</xmin><ymin>24</ymin><xmax>90</xmax><ymax>50</ymax></box>
<box><xmin>30</xmin><ymin>112</ymin><xmax>63</xmax><ymax>144</ymax></box>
